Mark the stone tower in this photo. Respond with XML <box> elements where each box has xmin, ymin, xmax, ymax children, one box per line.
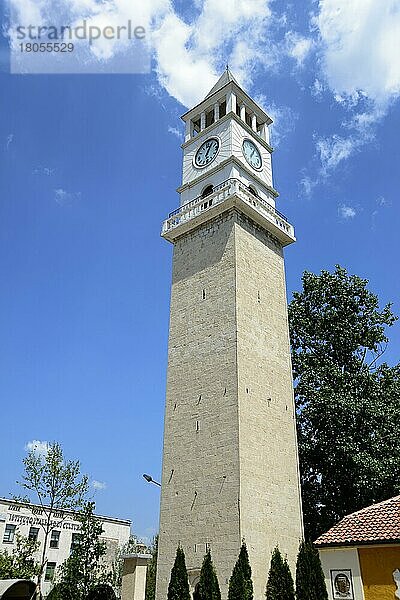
<box><xmin>156</xmin><ymin>70</ymin><xmax>303</xmax><ymax>600</ymax></box>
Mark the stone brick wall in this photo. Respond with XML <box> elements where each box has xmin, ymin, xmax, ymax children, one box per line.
<box><xmin>156</xmin><ymin>209</ymin><xmax>302</xmax><ymax>600</ymax></box>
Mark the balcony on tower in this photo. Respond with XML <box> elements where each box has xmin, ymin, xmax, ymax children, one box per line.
<box><xmin>161</xmin><ymin>177</ymin><xmax>295</xmax><ymax>246</ymax></box>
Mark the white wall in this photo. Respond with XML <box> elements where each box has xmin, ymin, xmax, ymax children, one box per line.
<box><xmin>319</xmin><ymin>547</ymin><xmax>365</xmax><ymax>600</ymax></box>
<box><xmin>0</xmin><ymin>499</ymin><xmax>131</xmax><ymax>597</ymax></box>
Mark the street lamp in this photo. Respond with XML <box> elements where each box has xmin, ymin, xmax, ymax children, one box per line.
<box><xmin>143</xmin><ymin>473</ymin><xmax>161</xmax><ymax>487</ymax></box>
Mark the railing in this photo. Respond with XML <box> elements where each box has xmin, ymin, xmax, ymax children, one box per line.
<box><xmin>162</xmin><ymin>178</ymin><xmax>294</xmax><ymax>238</ymax></box>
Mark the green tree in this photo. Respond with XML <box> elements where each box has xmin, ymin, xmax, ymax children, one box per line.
<box><xmin>167</xmin><ymin>546</ymin><xmax>190</xmax><ymax>600</ymax></box>
<box><xmin>295</xmin><ymin>541</ymin><xmax>327</xmax><ymax>600</ymax></box>
<box><xmin>289</xmin><ymin>266</ymin><xmax>400</xmax><ymax>539</ymax></box>
<box><xmin>0</xmin><ymin>533</ymin><xmax>40</xmax><ymax>579</ymax></box>
<box><xmin>197</xmin><ymin>550</ymin><xmax>221</xmax><ymax>600</ymax></box>
<box><xmin>265</xmin><ymin>547</ymin><xmax>294</xmax><ymax>600</ymax></box>
<box><xmin>56</xmin><ymin>502</ymin><xmax>109</xmax><ymax>600</ymax></box>
<box><xmin>145</xmin><ymin>535</ymin><xmax>158</xmax><ymax>600</ymax></box>
<box><xmin>111</xmin><ymin>535</ymin><xmax>142</xmax><ymax>596</ymax></box>
<box><xmin>16</xmin><ymin>441</ymin><xmax>88</xmax><ymax>598</ymax></box>
<box><xmin>86</xmin><ymin>584</ymin><xmax>117</xmax><ymax>600</ymax></box>
<box><xmin>46</xmin><ymin>585</ymin><xmax>61</xmax><ymax>600</ymax></box>
<box><xmin>228</xmin><ymin>542</ymin><xmax>253</xmax><ymax>600</ymax></box>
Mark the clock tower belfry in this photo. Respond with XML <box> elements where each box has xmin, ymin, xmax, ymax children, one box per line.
<box><xmin>156</xmin><ymin>70</ymin><xmax>303</xmax><ymax>600</ymax></box>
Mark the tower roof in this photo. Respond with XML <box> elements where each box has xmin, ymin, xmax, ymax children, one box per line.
<box><xmin>181</xmin><ymin>68</ymin><xmax>272</xmax><ymax>126</ymax></box>
<box><xmin>205</xmin><ymin>68</ymin><xmax>239</xmax><ymax>99</ymax></box>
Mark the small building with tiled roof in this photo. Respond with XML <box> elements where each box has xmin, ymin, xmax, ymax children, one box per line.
<box><xmin>314</xmin><ymin>495</ymin><xmax>400</xmax><ymax>600</ymax></box>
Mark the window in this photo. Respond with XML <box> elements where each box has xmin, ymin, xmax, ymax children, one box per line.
<box><xmin>29</xmin><ymin>526</ymin><xmax>39</xmax><ymax>542</ymax></box>
<box><xmin>3</xmin><ymin>524</ymin><xmax>16</xmax><ymax>543</ymax></box>
<box><xmin>245</xmin><ymin>110</ymin><xmax>252</xmax><ymax>128</ymax></box>
<box><xmin>70</xmin><ymin>532</ymin><xmax>82</xmax><ymax>553</ymax></box>
<box><xmin>205</xmin><ymin>109</ymin><xmax>214</xmax><ymax>128</ymax></box>
<box><xmin>45</xmin><ymin>562</ymin><xmax>56</xmax><ymax>582</ymax></box>
<box><xmin>50</xmin><ymin>529</ymin><xmax>60</xmax><ymax>549</ymax></box>
<box><xmin>219</xmin><ymin>100</ymin><xmax>226</xmax><ymax>118</ymax></box>
<box><xmin>192</xmin><ymin>118</ymin><xmax>201</xmax><ymax>136</ymax></box>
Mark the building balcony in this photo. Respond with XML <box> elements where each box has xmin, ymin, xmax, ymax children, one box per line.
<box><xmin>161</xmin><ymin>178</ymin><xmax>296</xmax><ymax>246</ymax></box>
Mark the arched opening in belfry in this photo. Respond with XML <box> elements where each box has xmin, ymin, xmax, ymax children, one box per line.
<box><xmin>248</xmin><ymin>185</ymin><xmax>258</xmax><ymax>197</ymax></box>
<box><xmin>201</xmin><ymin>184</ymin><xmax>214</xmax><ymax>198</ymax></box>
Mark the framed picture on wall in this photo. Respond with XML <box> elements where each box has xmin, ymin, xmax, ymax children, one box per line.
<box><xmin>330</xmin><ymin>570</ymin><xmax>354</xmax><ymax>599</ymax></box>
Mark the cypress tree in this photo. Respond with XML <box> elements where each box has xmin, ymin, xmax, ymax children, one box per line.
<box><xmin>197</xmin><ymin>550</ymin><xmax>221</xmax><ymax>600</ymax></box>
<box><xmin>296</xmin><ymin>541</ymin><xmax>328</xmax><ymax>600</ymax></box>
<box><xmin>282</xmin><ymin>558</ymin><xmax>295</xmax><ymax>600</ymax></box>
<box><xmin>265</xmin><ymin>547</ymin><xmax>294</xmax><ymax>600</ymax></box>
<box><xmin>145</xmin><ymin>535</ymin><xmax>158</xmax><ymax>600</ymax></box>
<box><xmin>167</xmin><ymin>546</ymin><xmax>191</xmax><ymax>600</ymax></box>
<box><xmin>228</xmin><ymin>542</ymin><xmax>253</xmax><ymax>600</ymax></box>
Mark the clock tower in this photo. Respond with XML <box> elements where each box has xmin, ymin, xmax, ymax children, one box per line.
<box><xmin>156</xmin><ymin>70</ymin><xmax>303</xmax><ymax>600</ymax></box>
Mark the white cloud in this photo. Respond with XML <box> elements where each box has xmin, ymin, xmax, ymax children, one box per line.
<box><xmin>300</xmin><ymin>175</ymin><xmax>318</xmax><ymax>198</ymax></box>
<box><xmin>314</xmin><ymin>102</ymin><xmax>377</xmax><ymax>176</ymax></box>
<box><xmin>10</xmin><ymin>0</ymin><xmax>44</xmax><ymax>24</ymax></box>
<box><xmin>92</xmin><ymin>480</ymin><xmax>107</xmax><ymax>491</ymax></box>
<box><xmin>167</xmin><ymin>125</ymin><xmax>183</xmax><ymax>139</ymax></box>
<box><xmin>315</xmin><ymin>0</ymin><xmax>400</xmax><ymax>110</ymax></box>
<box><xmin>311</xmin><ymin>78</ymin><xmax>325</xmax><ymax>100</ymax></box>
<box><xmin>339</xmin><ymin>204</ymin><xmax>356</xmax><ymax>219</ymax></box>
<box><xmin>306</xmin><ymin>1</ymin><xmax>400</xmax><ymax>177</ymax></box>
<box><xmin>316</xmin><ymin>134</ymin><xmax>356</xmax><ymax>174</ymax></box>
<box><xmin>255</xmin><ymin>97</ymin><xmax>298</xmax><ymax>147</ymax></box>
<box><xmin>6</xmin><ymin>134</ymin><xmax>14</xmax><ymax>150</ymax></box>
<box><xmin>54</xmin><ymin>188</ymin><xmax>80</xmax><ymax>206</ymax></box>
<box><xmin>151</xmin><ymin>0</ymin><xmax>275</xmax><ymax>107</ymax></box>
<box><xmin>25</xmin><ymin>440</ymin><xmax>49</xmax><ymax>456</ymax></box>
<box><xmin>377</xmin><ymin>195</ymin><xmax>391</xmax><ymax>208</ymax></box>
<box><xmin>285</xmin><ymin>31</ymin><xmax>313</xmax><ymax>67</ymax></box>
<box><xmin>33</xmin><ymin>166</ymin><xmax>55</xmax><ymax>176</ymax></box>
<box><xmin>9</xmin><ymin>0</ymin><xmax>275</xmax><ymax>108</ymax></box>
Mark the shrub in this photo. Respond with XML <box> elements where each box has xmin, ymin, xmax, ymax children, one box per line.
<box><xmin>167</xmin><ymin>546</ymin><xmax>190</xmax><ymax>600</ymax></box>
<box><xmin>296</xmin><ymin>541</ymin><xmax>328</xmax><ymax>600</ymax></box>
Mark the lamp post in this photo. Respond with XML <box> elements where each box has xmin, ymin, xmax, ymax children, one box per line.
<box><xmin>142</xmin><ymin>473</ymin><xmax>161</xmax><ymax>487</ymax></box>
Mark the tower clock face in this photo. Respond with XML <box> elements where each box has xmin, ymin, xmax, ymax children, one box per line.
<box><xmin>242</xmin><ymin>139</ymin><xmax>262</xmax><ymax>170</ymax></box>
<box><xmin>194</xmin><ymin>137</ymin><xmax>220</xmax><ymax>168</ymax></box>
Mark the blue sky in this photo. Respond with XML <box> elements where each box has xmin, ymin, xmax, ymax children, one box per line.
<box><xmin>1</xmin><ymin>0</ymin><xmax>400</xmax><ymax>542</ymax></box>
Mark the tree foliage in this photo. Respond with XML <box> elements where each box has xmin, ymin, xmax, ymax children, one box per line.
<box><xmin>0</xmin><ymin>534</ymin><xmax>40</xmax><ymax>579</ymax></box>
<box><xmin>46</xmin><ymin>585</ymin><xmax>61</xmax><ymax>600</ymax></box>
<box><xmin>145</xmin><ymin>535</ymin><xmax>158</xmax><ymax>600</ymax></box>
<box><xmin>228</xmin><ymin>542</ymin><xmax>253</xmax><ymax>600</ymax></box>
<box><xmin>16</xmin><ymin>441</ymin><xmax>88</xmax><ymax>598</ymax></box>
<box><xmin>86</xmin><ymin>584</ymin><xmax>117</xmax><ymax>600</ymax></box>
<box><xmin>56</xmin><ymin>501</ymin><xmax>109</xmax><ymax>600</ymax></box>
<box><xmin>197</xmin><ymin>550</ymin><xmax>221</xmax><ymax>600</ymax></box>
<box><xmin>289</xmin><ymin>266</ymin><xmax>400</xmax><ymax>539</ymax></box>
<box><xmin>265</xmin><ymin>547</ymin><xmax>294</xmax><ymax>600</ymax></box>
<box><xmin>110</xmin><ymin>535</ymin><xmax>143</xmax><ymax>596</ymax></box>
<box><xmin>295</xmin><ymin>541</ymin><xmax>327</xmax><ymax>600</ymax></box>
<box><xmin>167</xmin><ymin>546</ymin><xmax>190</xmax><ymax>600</ymax></box>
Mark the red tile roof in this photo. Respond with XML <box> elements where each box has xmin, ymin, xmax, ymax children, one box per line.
<box><xmin>314</xmin><ymin>495</ymin><xmax>400</xmax><ymax>547</ymax></box>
